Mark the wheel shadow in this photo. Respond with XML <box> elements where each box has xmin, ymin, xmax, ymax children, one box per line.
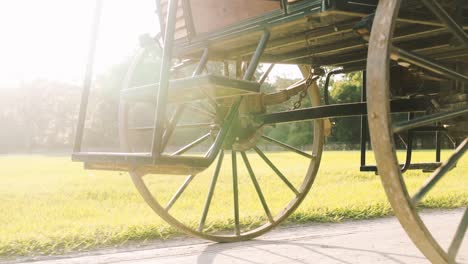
<box><xmin>196</xmin><ymin>239</ymin><xmax>427</xmax><ymax>264</ymax></box>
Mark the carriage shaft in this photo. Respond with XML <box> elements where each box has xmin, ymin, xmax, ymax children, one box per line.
<box><xmin>259</xmin><ymin>98</ymin><xmax>429</xmax><ymax>125</ymax></box>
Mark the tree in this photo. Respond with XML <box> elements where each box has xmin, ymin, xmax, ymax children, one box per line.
<box><xmin>84</xmin><ymin>47</ymin><xmax>162</xmax><ymax>150</ymax></box>
<box><xmin>0</xmin><ymin>80</ymin><xmax>81</xmax><ymax>153</ymax></box>
<box><xmin>327</xmin><ymin>72</ymin><xmax>362</xmax><ymax>144</ymax></box>
<box><xmin>0</xmin><ymin>45</ymin><xmax>163</xmax><ymax>154</ymax></box>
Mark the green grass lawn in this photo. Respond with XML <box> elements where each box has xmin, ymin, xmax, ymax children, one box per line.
<box><xmin>0</xmin><ymin>151</ymin><xmax>466</xmax><ymax>257</ymax></box>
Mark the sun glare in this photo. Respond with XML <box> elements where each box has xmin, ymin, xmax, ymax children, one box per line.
<box><xmin>0</xmin><ymin>0</ymin><xmax>158</xmax><ymax>86</ymax></box>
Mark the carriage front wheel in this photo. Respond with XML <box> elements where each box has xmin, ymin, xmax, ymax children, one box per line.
<box><xmin>118</xmin><ymin>50</ymin><xmax>325</xmax><ymax>242</ymax></box>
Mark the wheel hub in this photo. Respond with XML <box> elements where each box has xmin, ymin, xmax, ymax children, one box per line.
<box><xmin>218</xmin><ymin>95</ymin><xmax>265</xmax><ymax>151</ymax></box>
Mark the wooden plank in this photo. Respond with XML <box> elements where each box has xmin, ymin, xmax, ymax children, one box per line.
<box><xmin>160</xmin><ymin>0</ymin><xmax>188</xmax><ymax>40</ymax></box>
<box><xmin>189</xmin><ymin>0</ymin><xmax>280</xmax><ymax>34</ymax></box>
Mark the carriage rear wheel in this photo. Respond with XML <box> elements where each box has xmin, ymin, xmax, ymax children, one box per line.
<box><xmin>367</xmin><ymin>1</ymin><xmax>467</xmax><ymax>263</ymax></box>
<box><xmin>118</xmin><ymin>50</ymin><xmax>325</xmax><ymax>242</ymax></box>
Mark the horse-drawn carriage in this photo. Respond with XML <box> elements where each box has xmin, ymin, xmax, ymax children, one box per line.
<box><xmin>73</xmin><ymin>0</ymin><xmax>467</xmax><ymax>263</ymax></box>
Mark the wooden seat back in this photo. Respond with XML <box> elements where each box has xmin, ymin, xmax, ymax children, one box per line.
<box><xmin>159</xmin><ymin>0</ymin><xmax>280</xmax><ymax>40</ymax></box>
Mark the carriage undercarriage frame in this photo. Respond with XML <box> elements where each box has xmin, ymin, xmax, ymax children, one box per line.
<box><xmin>72</xmin><ymin>1</ymin><xmax>467</xmax><ymax>263</ymax></box>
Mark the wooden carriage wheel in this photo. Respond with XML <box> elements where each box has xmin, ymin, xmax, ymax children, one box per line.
<box><xmin>367</xmin><ymin>1</ymin><xmax>467</xmax><ymax>263</ymax></box>
<box><xmin>118</xmin><ymin>47</ymin><xmax>325</xmax><ymax>242</ymax></box>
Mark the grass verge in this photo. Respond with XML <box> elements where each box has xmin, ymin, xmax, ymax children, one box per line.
<box><xmin>0</xmin><ymin>150</ymin><xmax>466</xmax><ymax>257</ymax></box>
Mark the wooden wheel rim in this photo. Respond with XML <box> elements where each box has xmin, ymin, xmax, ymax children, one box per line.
<box><xmin>367</xmin><ymin>1</ymin><xmax>465</xmax><ymax>263</ymax></box>
<box><xmin>118</xmin><ymin>54</ymin><xmax>325</xmax><ymax>242</ymax></box>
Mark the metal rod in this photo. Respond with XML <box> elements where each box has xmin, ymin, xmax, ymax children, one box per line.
<box><xmin>165</xmin><ymin>175</ymin><xmax>195</xmax><ymax>211</ymax></box>
<box><xmin>151</xmin><ymin>0</ymin><xmax>180</xmax><ymax>160</ymax></box>
<box><xmin>73</xmin><ymin>0</ymin><xmax>103</xmax><ymax>153</ymax></box>
<box><xmin>391</xmin><ymin>47</ymin><xmax>468</xmax><ymax>83</ymax></box>
<box><xmin>192</xmin><ymin>48</ymin><xmax>219</xmax><ymax>112</ymax></box>
<box><xmin>280</xmin><ymin>0</ymin><xmax>288</xmax><ymax>14</ymax></box>
<box><xmin>445</xmin><ymin>133</ymin><xmax>457</xmax><ymax>148</ymax></box>
<box><xmin>324</xmin><ymin>69</ymin><xmax>344</xmax><ymax>105</ymax></box>
<box><xmin>393</xmin><ymin>106</ymin><xmax>468</xmax><ymax>133</ymax></box>
<box><xmin>400</xmin><ymin>134</ymin><xmax>413</xmax><ymax>172</ymax></box>
<box><xmin>170</xmin><ymin>133</ymin><xmax>211</xmax><ymax>156</ymax></box>
<box><xmin>421</xmin><ymin>0</ymin><xmax>468</xmax><ymax>46</ymax></box>
<box><xmin>259</xmin><ymin>64</ymin><xmax>275</xmax><ymax>85</ymax></box>
<box><xmin>360</xmin><ymin>162</ymin><xmax>442</xmax><ymax>173</ymax></box>
<box><xmin>198</xmin><ymin>150</ymin><xmax>224</xmax><ymax>232</ymax></box>
<box><xmin>436</xmin><ymin>130</ymin><xmax>442</xmax><ymax>162</ymax></box>
<box><xmin>253</xmin><ymin>147</ymin><xmax>299</xmax><ymax>195</ymax></box>
<box><xmin>401</xmin><ymin>113</ymin><xmax>415</xmax><ymax>173</ymax></box>
<box><xmin>360</xmin><ymin>70</ymin><xmax>367</xmax><ymax>167</ymax></box>
<box><xmin>259</xmin><ymin>98</ymin><xmax>429</xmax><ymax>125</ymax></box>
<box><xmin>261</xmin><ymin>135</ymin><xmax>314</xmax><ymax>159</ymax></box>
<box><xmin>243</xmin><ymin>30</ymin><xmax>270</xmax><ymax>81</ymax></box>
<box><xmin>193</xmin><ymin>48</ymin><xmax>209</xmax><ymax>77</ymax></box>
<box><xmin>407</xmin><ymin>126</ymin><xmax>447</xmax><ymax>132</ymax></box>
<box><xmin>448</xmin><ymin>207</ymin><xmax>468</xmax><ymax>260</ymax></box>
<box><xmin>241</xmin><ymin>152</ymin><xmax>273</xmax><ymax>223</ymax></box>
<box><xmin>412</xmin><ymin>138</ymin><xmax>467</xmax><ymax>204</ymax></box>
<box><xmin>232</xmin><ymin>151</ymin><xmax>240</xmax><ymax>236</ymax></box>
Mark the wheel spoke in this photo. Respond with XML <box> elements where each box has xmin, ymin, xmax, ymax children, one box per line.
<box><xmin>186</xmin><ymin>104</ymin><xmax>216</xmax><ymax>118</ymax></box>
<box><xmin>241</xmin><ymin>152</ymin><xmax>274</xmax><ymax>223</ymax></box>
<box><xmin>261</xmin><ymin>135</ymin><xmax>315</xmax><ymax>159</ymax></box>
<box><xmin>129</xmin><ymin>122</ymin><xmax>212</xmax><ymax>131</ymax></box>
<box><xmin>253</xmin><ymin>147</ymin><xmax>299</xmax><ymax>195</ymax></box>
<box><xmin>393</xmin><ymin>106</ymin><xmax>468</xmax><ymax>133</ymax></box>
<box><xmin>198</xmin><ymin>151</ymin><xmax>224</xmax><ymax>232</ymax></box>
<box><xmin>199</xmin><ymin>90</ymin><xmax>219</xmax><ymax>111</ymax></box>
<box><xmin>162</xmin><ymin>105</ymin><xmax>186</xmax><ymax>151</ymax></box>
<box><xmin>421</xmin><ymin>0</ymin><xmax>468</xmax><ymax>47</ymax></box>
<box><xmin>175</xmin><ymin>122</ymin><xmax>213</xmax><ymax>130</ymax></box>
<box><xmin>412</xmin><ymin>138</ymin><xmax>467</xmax><ymax>204</ymax></box>
<box><xmin>193</xmin><ymin>98</ymin><xmax>217</xmax><ymax>114</ymax></box>
<box><xmin>170</xmin><ymin>133</ymin><xmax>211</xmax><ymax>156</ymax></box>
<box><xmin>128</xmin><ymin>126</ymin><xmax>153</xmax><ymax>131</ymax></box>
<box><xmin>232</xmin><ymin>151</ymin><xmax>240</xmax><ymax>236</ymax></box>
<box><xmin>448</xmin><ymin>208</ymin><xmax>468</xmax><ymax>260</ymax></box>
<box><xmin>390</xmin><ymin>47</ymin><xmax>468</xmax><ymax>83</ymax></box>
<box><xmin>165</xmin><ymin>175</ymin><xmax>195</xmax><ymax>211</ymax></box>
